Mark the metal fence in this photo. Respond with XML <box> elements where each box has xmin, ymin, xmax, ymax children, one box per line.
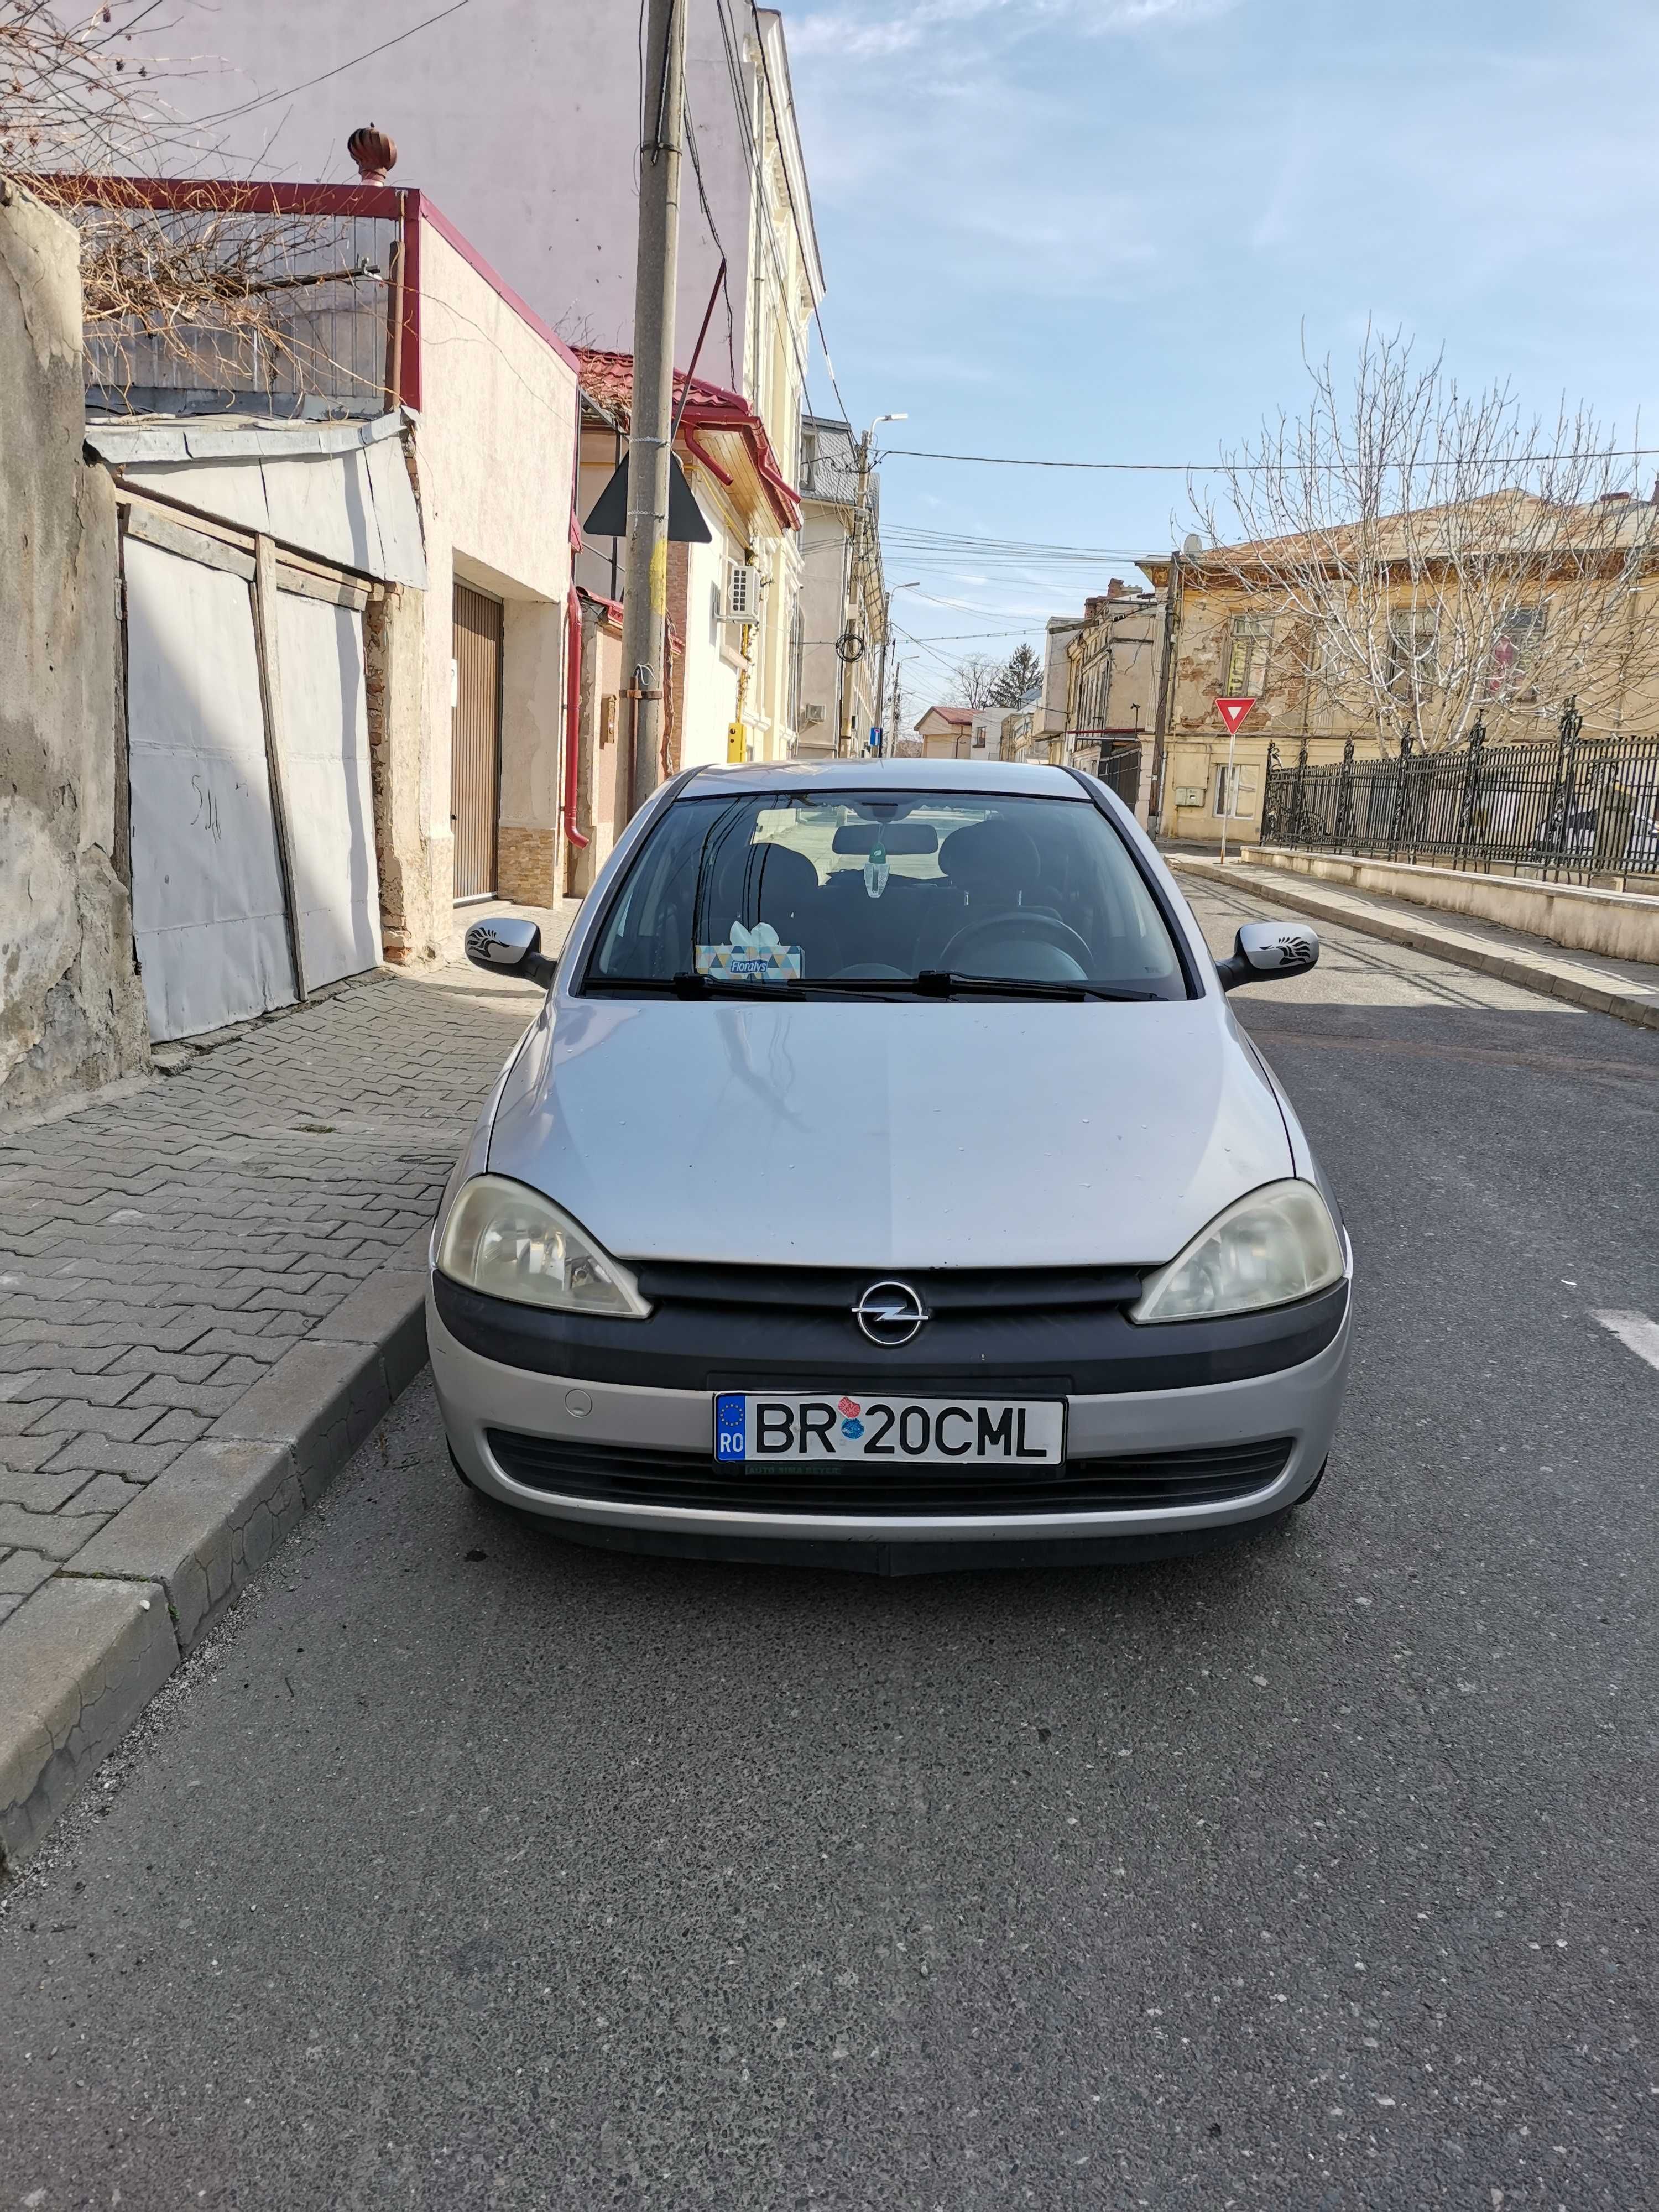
<box><xmin>83</xmin><ymin>206</ymin><xmax>399</xmax><ymax>418</ymax></box>
<box><xmin>33</xmin><ymin>179</ymin><xmax>409</xmax><ymax>420</ymax></box>
<box><xmin>1082</xmin><ymin>740</ymin><xmax>1141</xmax><ymax>810</ymax></box>
<box><xmin>1260</xmin><ymin>711</ymin><xmax>1659</xmax><ymax>886</ymax></box>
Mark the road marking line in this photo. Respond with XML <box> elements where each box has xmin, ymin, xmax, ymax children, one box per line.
<box><xmin>1593</xmin><ymin>1311</ymin><xmax>1659</xmax><ymax>1374</ymax></box>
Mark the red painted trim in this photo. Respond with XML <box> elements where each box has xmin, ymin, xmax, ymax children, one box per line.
<box><xmin>576</xmin><ymin>347</ymin><xmax>801</xmax><ymax>531</ymax></box>
<box><xmin>43</xmin><ymin>178</ymin><xmax>580</xmax><ymax>407</ymax></box>
<box><xmin>415</xmin><ymin>194</ymin><xmax>581</xmax><ymax>373</ymax></box>
<box><xmin>563</xmin><ymin>586</ymin><xmax>589</xmax><ymax>851</ymax></box>
<box><xmin>578</xmin><ymin>587</ymin><xmax>625</xmax><ymax>628</ymax></box>
<box><xmin>399</xmin><ymin>191</ymin><xmax>422</xmax><ymax>413</ymax></box>
<box><xmin>27</xmin><ymin>174</ymin><xmax>404</xmax><ymax>218</ymax></box>
<box><xmin>681</xmin><ymin>426</ymin><xmax>734</xmax><ymax>489</ymax></box>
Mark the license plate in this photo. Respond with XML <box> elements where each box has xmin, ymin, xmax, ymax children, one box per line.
<box><xmin>713</xmin><ymin>1392</ymin><xmax>1065</xmax><ymax>1467</ymax></box>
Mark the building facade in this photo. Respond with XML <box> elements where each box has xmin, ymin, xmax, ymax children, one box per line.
<box><xmin>797</xmin><ymin>415</ymin><xmax>885</xmax><ymax>758</ymax></box>
<box><xmin>571</xmin><ymin>352</ymin><xmax>801</xmax><ymax>886</ymax></box>
<box><xmin>154</xmin><ymin>5</ymin><xmax>825</xmax><ymax>785</ymax></box>
<box><xmin>1063</xmin><ymin>579</ymin><xmax>1165</xmax><ymax>820</ymax></box>
<box><xmin>916</xmin><ymin>705</ymin><xmax>974</xmax><ymax>757</ymax></box>
<box><xmin>39</xmin><ymin>175</ymin><xmax>580</xmax><ymax>1049</ymax></box>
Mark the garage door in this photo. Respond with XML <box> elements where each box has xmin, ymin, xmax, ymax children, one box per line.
<box><xmin>275</xmin><ymin>592</ymin><xmax>382</xmax><ymax>988</ymax></box>
<box><xmin>124</xmin><ymin>518</ymin><xmax>382</xmax><ymax>1041</ymax></box>
<box><xmin>125</xmin><ymin>536</ymin><xmax>298</xmax><ymax>1040</ymax></box>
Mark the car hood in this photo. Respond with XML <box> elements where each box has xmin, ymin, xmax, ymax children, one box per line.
<box><xmin>486</xmin><ymin>998</ymin><xmax>1292</xmax><ymax>1270</ymax></box>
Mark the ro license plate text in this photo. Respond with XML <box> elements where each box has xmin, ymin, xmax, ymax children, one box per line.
<box><xmin>713</xmin><ymin>1394</ymin><xmax>1064</xmax><ymax>1467</ymax></box>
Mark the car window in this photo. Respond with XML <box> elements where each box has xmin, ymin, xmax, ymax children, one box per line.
<box><xmin>586</xmin><ymin>790</ymin><xmax>1188</xmax><ymax>997</ymax></box>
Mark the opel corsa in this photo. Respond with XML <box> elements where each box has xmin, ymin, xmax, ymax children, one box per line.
<box><xmin>429</xmin><ymin>760</ymin><xmax>1353</xmax><ymax>1573</ymax></box>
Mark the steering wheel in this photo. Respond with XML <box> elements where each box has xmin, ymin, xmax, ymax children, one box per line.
<box><xmin>937</xmin><ymin>910</ymin><xmax>1094</xmax><ymax>972</ymax></box>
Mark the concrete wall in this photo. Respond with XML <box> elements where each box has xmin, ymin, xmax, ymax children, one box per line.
<box><xmin>0</xmin><ymin>184</ymin><xmax>148</xmax><ymax>1118</ymax></box>
<box><xmin>567</xmin><ymin>604</ymin><xmax>625</xmax><ymax>899</ymax></box>
<box><xmin>1245</xmin><ymin>848</ymin><xmax>1659</xmax><ymax>967</ymax></box>
<box><xmin>364</xmin><ymin>580</ymin><xmax>430</xmax><ymax>964</ymax></box>
<box><xmin>411</xmin><ymin>217</ymin><xmax>579</xmax><ymax>919</ymax></box>
<box><xmin>1040</xmin><ymin>618</ymin><xmax>1084</xmax><ymax>737</ymax></box>
<box><xmin>799</xmin><ymin>508</ymin><xmax>851</xmax><ymax>756</ymax></box>
<box><xmin>679</xmin><ymin>532</ymin><xmax>743</xmax><ymax>770</ymax></box>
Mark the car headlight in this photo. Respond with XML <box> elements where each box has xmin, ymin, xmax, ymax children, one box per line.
<box><xmin>1131</xmin><ymin>1179</ymin><xmax>1344</xmax><ymax>1323</ymax></box>
<box><xmin>435</xmin><ymin>1175</ymin><xmax>651</xmax><ymax>1318</ymax></box>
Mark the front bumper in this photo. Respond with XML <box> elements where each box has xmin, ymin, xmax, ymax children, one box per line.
<box><xmin>427</xmin><ymin>1283</ymin><xmax>1353</xmax><ymax>1567</ymax></box>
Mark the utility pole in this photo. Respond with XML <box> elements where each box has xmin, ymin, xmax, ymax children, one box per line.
<box><xmin>873</xmin><ymin>589</ymin><xmax>891</xmax><ymax>759</ymax></box>
<box><xmin>844</xmin><ymin>415</ymin><xmax>904</xmax><ymax>755</ymax></box>
<box><xmin>839</xmin><ymin>432</ymin><xmax>873</xmax><ymax>755</ymax></box>
<box><xmin>873</xmin><ymin>577</ymin><xmax>918</xmax><ymax>759</ymax></box>
<box><xmin>621</xmin><ymin>0</ymin><xmax>686</xmax><ymax>822</ymax></box>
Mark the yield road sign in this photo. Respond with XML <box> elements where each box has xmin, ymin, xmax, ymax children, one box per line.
<box><xmin>1214</xmin><ymin>696</ymin><xmax>1255</xmax><ymax>735</ymax></box>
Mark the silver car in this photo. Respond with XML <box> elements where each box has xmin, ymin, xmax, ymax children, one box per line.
<box><xmin>429</xmin><ymin>761</ymin><xmax>1352</xmax><ymax>1573</ymax></box>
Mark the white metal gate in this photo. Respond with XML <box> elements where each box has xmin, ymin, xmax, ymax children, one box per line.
<box><xmin>122</xmin><ymin>504</ymin><xmax>382</xmax><ymax>1042</ymax></box>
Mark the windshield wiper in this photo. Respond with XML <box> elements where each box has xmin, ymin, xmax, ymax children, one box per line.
<box><xmin>586</xmin><ymin>972</ymin><xmax>1157</xmax><ymax>1003</ymax></box>
<box><xmin>812</xmin><ymin>972</ymin><xmax>1161</xmax><ymax>1003</ymax></box>
<box><xmin>583</xmin><ymin>973</ymin><xmax>807</xmax><ymax>1000</ymax></box>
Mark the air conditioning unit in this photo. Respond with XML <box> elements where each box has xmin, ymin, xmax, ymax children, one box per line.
<box><xmin>721</xmin><ymin>561</ymin><xmax>761</xmax><ymax>623</ymax></box>
<box><xmin>802</xmin><ymin>702</ymin><xmax>826</xmax><ymax>725</ymax></box>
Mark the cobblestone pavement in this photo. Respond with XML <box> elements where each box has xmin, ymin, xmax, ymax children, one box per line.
<box><xmin>0</xmin><ymin>913</ymin><xmax>572</xmax><ymax>1626</ymax></box>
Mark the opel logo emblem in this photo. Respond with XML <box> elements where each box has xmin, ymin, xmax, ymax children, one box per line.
<box><xmin>854</xmin><ymin>1279</ymin><xmax>930</xmax><ymax>1347</ymax></box>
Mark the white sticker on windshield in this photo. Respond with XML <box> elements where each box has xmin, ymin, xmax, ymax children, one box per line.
<box><xmin>863</xmin><ymin>842</ymin><xmax>890</xmax><ymax>900</ymax></box>
<box><xmin>695</xmin><ymin>920</ymin><xmax>804</xmax><ymax>983</ymax></box>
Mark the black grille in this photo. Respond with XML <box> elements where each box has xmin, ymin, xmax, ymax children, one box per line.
<box><xmin>628</xmin><ymin>1260</ymin><xmax>1145</xmax><ymax>1313</ymax></box>
<box><xmin>486</xmin><ymin>1431</ymin><xmax>1293</xmax><ymax>1518</ymax></box>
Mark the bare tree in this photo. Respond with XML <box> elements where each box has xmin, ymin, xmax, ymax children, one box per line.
<box><xmin>948</xmin><ymin>652</ymin><xmax>1001</xmax><ymax>708</ymax></box>
<box><xmin>1190</xmin><ymin>327</ymin><xmax>1659</xmax><ymax>751</ymax></box>
<box><xmin>1</xmin><ymin>2</ymin><xmax>184</xmax><ymax>170</ymax></box>
<box><xmin>4</xmin><ymin>6</ymin><xmax>380</xmax><ymax>410</ymax></box>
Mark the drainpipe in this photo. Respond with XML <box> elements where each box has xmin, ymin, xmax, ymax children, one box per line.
<box><xmin>563</xmin><ymin>585</ymin><xmax>589</xmax><ymax>857</ymax></box>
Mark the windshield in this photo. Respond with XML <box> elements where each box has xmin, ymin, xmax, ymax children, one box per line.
<box><xmin>585</xmin><ymin>790</ymin><xmax>1189</xmax><ymax>998</ymax></box>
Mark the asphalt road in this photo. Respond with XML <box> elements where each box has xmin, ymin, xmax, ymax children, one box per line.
<box><xmin>4</xmin><ymin>877</ymin><xmax>1659</xmax><ymax>2211</ymax></box>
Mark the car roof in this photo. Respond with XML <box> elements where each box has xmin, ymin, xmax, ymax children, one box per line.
<box><xmin>679</xmin><ymin>759</ymin><xmax>1088</xmax><ymax>800</ymax></box>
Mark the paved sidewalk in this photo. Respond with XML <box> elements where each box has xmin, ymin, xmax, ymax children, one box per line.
<box><xmin>1172</xmin><ymin>854</ymin><xmax>1659</xmax><ymax>1030</ymax></box>
<box><xmin>0</xmin><ymin>899</ymin><xmax>576</xmax><ymax>1864</ymax></box>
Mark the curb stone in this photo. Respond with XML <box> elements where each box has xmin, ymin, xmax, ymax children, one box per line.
<box><xmin>0</xmin><ymin>1576</ymin><xmax>178</xmax><ymax>1866</ymax></box>
<box><xmin>1173</xmin><ymin>857</ymin><xmax>1659</xmax><ymax>1032</ymax></box>
<box><xmin>0</xmin><ymin>1258</ymin><xmax>429</xmax><ymax>1873</ymax></box>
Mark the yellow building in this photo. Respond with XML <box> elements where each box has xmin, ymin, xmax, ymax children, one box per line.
<box><xmin>1139</xmin><ymin>492</ymin><xmax>1659</xmax><ymax>844</ymax></box>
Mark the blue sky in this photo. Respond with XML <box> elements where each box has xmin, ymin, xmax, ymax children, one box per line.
<box><xmin>785</xmin><ymin>0</ymin><xmax>1659</xmax><ymax>712</ymax></box>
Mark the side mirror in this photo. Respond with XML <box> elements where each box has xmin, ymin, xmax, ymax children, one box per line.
<box><xmin>464</xmin><ymin>915</ymin><xmax>559</xmax><ymax>990</ymax></box>
<box><xmin>1215</xmin><ymin>919</ymin><xmax>1319</xmax><ymax>991</ymax></box>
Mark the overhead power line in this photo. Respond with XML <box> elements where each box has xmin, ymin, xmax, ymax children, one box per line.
<box><xmin>180</xmin><ymin>0</ymin><xmax>474</xmax><ymax>127</ymax></box>
<box><xmin>742</xmin><ymin>0</ymin><xmax>852</xmax><ymax>429</ymax></box>
<box><xmin>881</xmin><ymin>445</ymin><xmax>1659</xmax><ymax>474</ymax></box>
<box><xmin>894</xmin><ymin>626</ymin><xmax>1041</xmax><ymax>642</ymax></box>
<box><xmin>884</xmin><ymin>526</ymin><xmax>1154</xmax><ymax>567</ymax></box>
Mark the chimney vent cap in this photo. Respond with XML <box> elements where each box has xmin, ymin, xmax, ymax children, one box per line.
<box><xmin>348</xmin><ymin>124</ymin><xmax>398</xmax><ymax>182</ymax></box>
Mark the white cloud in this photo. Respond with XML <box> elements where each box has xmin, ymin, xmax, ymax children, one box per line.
<box><xmin>790</xmin><ymin>0</ymin><xmax>1232</xmax><ymax>61</ymax></box>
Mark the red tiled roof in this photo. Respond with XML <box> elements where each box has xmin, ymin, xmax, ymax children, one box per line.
<box><xmin>576</xmin><ymin>348</ymin><xmax>800</xmax><ymax>530</ymax></box>
<box><xmin>924</xmin><ymin>705</ymin><xmax>975</xmax><ymax>726</ymax></box>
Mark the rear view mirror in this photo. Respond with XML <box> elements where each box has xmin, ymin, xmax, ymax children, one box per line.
<box><xmin>831</xmin><ymin>821</ymin><xmax>938</xmax><ymax>855</ymax></box>
<box><xmin>1215</xmin><ymin>919</ymin><xmax>1319</xmax><ymax>991</ymax></box>
<box><xmin>464</xmin><ymin>915</ymin><xmax>558</xmax><ymax>989</ymax></box>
